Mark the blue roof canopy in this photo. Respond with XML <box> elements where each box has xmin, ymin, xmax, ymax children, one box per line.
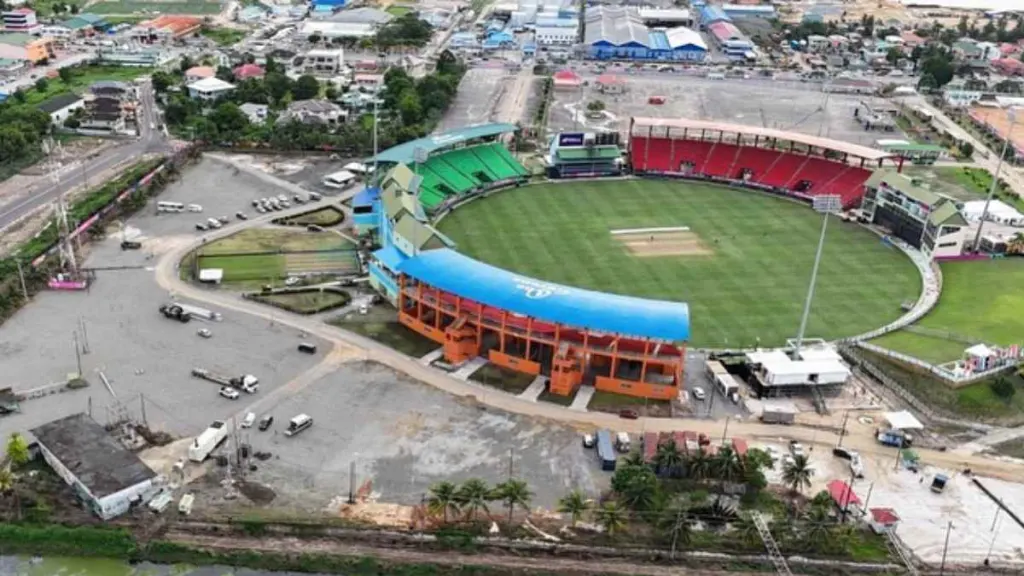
<box><xmin>374</xmin><ymin>123</ymin><xmax>519</xmax><ymax>164</ymax></box>
<box><xmin>398</xmin><ymin>249</ymin><xmax>690</xmax><ymax>342</ymax></box>
<box><xmin>353</xmin><ymin>185</ymin><xmax>380</xmax><ymax>208</ymax></box>
<box><xmin>373</xmin><ymin>245</ymin><xmax>407</xmax><ymax>272</ymax></box>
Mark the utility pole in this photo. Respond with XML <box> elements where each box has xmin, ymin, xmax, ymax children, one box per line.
<box><xmin>139</xmin><ymin>394</ymin><xmax>148</xmax><ymax>427</ymax></box>
<box><xmin>508</xmin><ymin>448</ymin><xmax>514</xmax><ymax>481</ymax></box>
<box><xmin>721</xmin><ymin>416</ymin><xmax>731</xmax><ymax>445</ymax></box>
<box><xmin>837</xmin><ymin>410</ymin><xmax>850</xmax><ymax>447</ymax></box>
<box><xmin>79</xmin><ymin>317</ymin><xmax>90</xmax><ymax>354</ymax></box>
<box><xmin>72</xmin><ymin>331</ymin><xmax>83</xmax><ymax>377</ymax></box>
<box><xmin>347</xmin><ymin>461</ymin><xmax>357</xmax><ymax>504</ymax></box>
<box><xmin>939</xmin><ymin>521</ymin><xmax>953</xmax><ymax>576</ymax></box>
<box><xmin>14</xmin><ymin>256</ymin><xmax>28</xmax><ymax>301</ymax></box>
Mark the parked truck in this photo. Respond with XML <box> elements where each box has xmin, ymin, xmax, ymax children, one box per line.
<box><xmin>188</xmin><ymin>420</ymin><xmax>228</xmax><ymax>461</ymax></box>
<box><xmin>191</xmin><ymin>368</ymin><xmax>259</xmax><ymax>393</ymax></box>
<box><xmin>761</xmin><ymin>407</ymin><xmax>796</xmax><ymax>425</ymax></box>
<box><xmin>596</xmin><ymin>430</ymin><xmax>617</xmax><ymax>471</ymax></box>
<box><xmin>158</xmin><ymin>304</ymin><xmax>192</xmax><ymax>323</ymax></box>
<box><xmin>877</xmin><ymin>429</ymin><xmax>912</xmax><ymax>448</ymax></box>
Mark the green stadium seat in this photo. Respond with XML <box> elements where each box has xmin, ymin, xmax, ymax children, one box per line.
<box><xmin>489</xmin><ymin>144</ymin><xmax>529</xmax><ymax>177</ymax></box>
<box><xmin>438</xmin><ymin>149</ymin><xmax>487</xmax><ymax>187</ymax></box>
<box><xmin>472</xmin><ymin>144</ymin><xmax>522</xmax><ymax>180</ymax></box>
<box><xmin>424</xmin><ymin>159</ymin><xmax>475</xmax><ymax>193</ymax></box>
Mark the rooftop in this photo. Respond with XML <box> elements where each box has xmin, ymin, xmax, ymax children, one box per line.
<box><xmin>188</xmin><ymin>77</ymin><xmax>235</xmax><ymax>92</ymax></box>
<box><xmin>37</xmin><ymin>92</ymin><xmax>82</xmax><ymax>113</ymax></box>
<box><xmin>31</xmin><ymin>413</ymin><xmax>157</xmax><ymax>499</ymax></box>
<box><xmin>864</xmin><ymin>170</ymin><xmax>940</xmax><ymax>206</ymax></box>
<box><xmin>185</xmin><ymin>65</ymin><xmax>215</xmax><ymax>78</ymax></box>
<box><xmin>398</xmin><ymin>248</ymin><xmax>691</xmax><ymax>342</ymax></box>
<box><xmin>0</xmin><ymin>32</ymin><xmax>36</xmax><ymax>47</ymax></box>
<box><xmin>375</xmin><ymin>123</ymin><xmax>518</xmax><ymax>164</ymax></box>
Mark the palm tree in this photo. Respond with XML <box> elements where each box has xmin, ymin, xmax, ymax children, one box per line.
<box><xmin>557</xmin><ymin>489</ymin><xmax>591</xmax><ymax>527</ymax></box>
<box><xmin>621</xmin><ymin>451</ymin><xmax>645</xmax><ymax>467</ymax></box>
<box><xmin>658</xmin><ymin>503</ymin><xmax>693</xmax><ymax>556</ymax></box>
<box><xmin>732</xmin><ymin>514</ymin><xmax>762</xmax><ymax>549</ymax></box>
<box><xmin>0</xmin><ymin>467</ymin><xmax>17</xmax><ymax>520</ymax></box>
<box><xmin>595</xmin><ymin>501</ymin><xmax>628</xmax><ymax>536</ymax></box>
<box><xmin>712</xmin><ymin>446</ymin><xmax>744</xmax><ymax>484</ymax></box>
<box><xmin>455</xmin><ymin>478</ymin><xmax>490</xmax><ymax>521</ymax></box>
<box><xmin>426</xmin><ymin>481</ymin><xmax>460</xmax><ymax>524</ymax></box>
<box><xmin>802</xmin><ymin>505</ymin><xmax>834</xmax><ymax>552</ymax></box>
<box><xmin>654</xmin><ymin>440</ymin><xmax>684</xmax><ymax>478</ymax></box>
<box><xmin>1007</xmin><ymin>232</ymin><xmax>1024</xmax><ymax>255</ymax></box>
<box><xmin>689</xmin><ymin>449</ymin><xmax>711</xmax><ymax>481</ymax></box>
<box><xmin>493</xmin><ymin>479</ymin><xmax>532</xmax><ymax>525</ymax></box>
<box><xmin>782</xmin><ymin>455</ymin><xmax>813</xmax><ymax>495</ymax></box>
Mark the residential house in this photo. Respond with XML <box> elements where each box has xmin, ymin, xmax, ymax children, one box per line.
<box><xmin>60</xmin><ymin>13</ymin><xmax>109</xmax><ymax>36</ymax></box>
<box><xmin>184</xmin><ymin>65</ymin><xmax>216</xmax><ymax>83</ymax></box>
<box><xmin>80</xmin><ymin>95</ymin><xmax>126</xmax><ymax>131</ymax></box>
<box><xmin>37</xmin><ymin>92</ymin><xmax>84</xmax><ymax>126</ymax></box>
<box><xmin>806</xmin><ymin>34</ymin><xmax>828</xmax><ymax>52</ymax></box>
<box><xmin>0</xmin><ymin>57</ymin><xmax>26</xmax><ymax>75</ymax></box>
<box><xmin>278</xmin><ymin>99</ymin><xmax>347</xmax><ymax>126</ymax></box>
<box><xmin>239</xmin><ymin>102</ymin><xmax>269</xmax><ymax>124</ymax></box>
<box><xmin>953</xmin><ymin>39</ymin><xmax>997</xmax><ymax>67</ymax></box>
<box><xmin>0</xmin><ymin>32</ymin><xmax>54</xmax><ymax>63</ymax></box>
<box><xmin>993</xmin><ymin>58</ymin><xmax>1024</xmax><ymax>77</ymax></box>
<box><xmin>233</xmin><ymin>63</ymin><xmax>265</xmax><ymax>80</ymax></box>
<box><xmin>900</xmin><ymin>31</ymin><xmax>924</xmax><ymax>48</ymax></box>
<box><xmin>130</xmin><ymin>15</ymin><xmax>201</xmax><ymax>42</ymax></box>
<box><xmin>187</xmin><ymin>77</ymin><xmax>235</xmax><ymax>101</ymax></box>
<box><xmin>943</xmin><ymin>78</ymin><xmax>987</xmax><ymax>107</ymax></box>
<box><xmin>91</xmin><ymin>80</ymin><xmax>134</xmax><ymax>100</ymax></box>
<box><xmin>2</xmin><ymin>8</ymin><xmax>38</xmax><ymax>32</ymax></box>
<box><xmin>299</xmin><ymin>48</ymin><xmax>344</xmax><ymax>76</ymax></box>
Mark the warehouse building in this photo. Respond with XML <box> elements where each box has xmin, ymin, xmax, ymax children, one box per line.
<box><xmin>585</xmin><ymin>6</ymin><xmax>706</xmax><ymax>62</ymax></box>
<box><xmin>706</xmin><ymin>20</ymin><xmax>753</xmax><ymax>60</ymax></box>
<box><xmin>31</xmin><ymin>413</ymin><xmax>160</xmax><ymax>520</ymax></box>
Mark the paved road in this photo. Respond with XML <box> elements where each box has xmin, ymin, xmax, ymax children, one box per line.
<box><xmin>0</xmin><ymin>80</ymin><xmax>169</xmax><ymax>231</ymax></box>
<box><xmin>150</xmin><ymin>185</ymin><xmax>1024</xmax><ymax>484</ymax></box>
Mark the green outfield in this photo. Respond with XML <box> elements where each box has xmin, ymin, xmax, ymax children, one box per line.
<box><xmin>871</xmin><ymin>259</ymin><xmax>1024</xmax><ymax>364</ymax></box>
<box><xmin>437</xmin><ymin>180</ymin><xmax>920</xmax><ymax>349</ymax></box>
<box><xmin>194</xmin><ymin>228</ymin><xmax>358</xmax><ymax>283</ymax></box>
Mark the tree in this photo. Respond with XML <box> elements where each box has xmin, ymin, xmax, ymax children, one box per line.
<box><xmin>991</xmin><ymin>376</ymin><xmax>1016</xmax><ymax>401</ymax></box>
<box><xmin>493</xmin><ymin>479</ymin><xmax>532</xmax><ymax>524</ymax></box>
<box><xmin>209</xmin><ymin>102</ymin><xmax>249</xmax><ymax>143</ymax></box>
<box><xmin>782</xmin><ymin>454</ymin><xmax>813</xmax><ymax>495</ymax></box>
<box><xmin>325</xmin><ymin>85</ymin><xmax>339</xmax><ymax>101</ymax></box>
<box><xmin>557</xmin><ymin>489</ymin><xmax>591</xmax><ymax>527</ymax></box>
<box><xmin>63</xmin><ymin>116</ymin><xmax>80</xmax><ymax>129</ymax></box>
<box><xmin>179</xmin><ymin>55</ymin><xmax>195</xmax><ymax>74</ymax></box>
<box><xmin>595</xmin><ymin>501</ymin><xmax>628</xmax><ymax>536</ymax></box>
<box><xmin>613</xmin><ymin>465</ymin><xmax>660</xmax><ymax>512</ymax></box>
<box><xmin>34</xmin><ymin>78</ymin><xmax>48</xmax><ymax>92</ymax></box>
<box><xmin>587</xmin><ymin>100</ymin><xmax>605</xmax><ymax>112</ymax></box>
<box><xmin>712</xmin><ymin>446</ymin><xmax>744</xmax><ymax>484</ymax></box>
<box><xmin>919</xmin><ymin>54</ymin><xmax>955</xmax><ymax>88</ymax></box>
<box><xmin>658</xmin><ymin>502</ymin><xmax>692</xmax><ymax>554</ymax></box>
<box><xmin>801</xmin><ymin>503</ymin><xmax>833</xmax><ymax>551</ymax></box>
<box><xmin>57</xmin><ymin>67</ymin><xmax>72</xmax><ymax>84</ymax></box>
<box><xmin>6</xmin><ymin>434</ymin><xmax>28</xmax><ymax>467</ymax></box>
<box><xmin>426</xmin><ymin>481</ymin><xmax>460</xmax><ymax>524</ymax></box>
<box><xmin>307</xmin><ymin>33</ymin><xmax>322</xmax><ymax>45</ymax></box>
<box><xmin>293</xmin><ymin>75</ymin><xmax>320</xmax><ymax>100</ymax></box>
<box><xmin>215</xmin><ymin>65</ymin><xmax>234</xmax><ymax>82</ymax></box>
<box><xmin>455</xmin><ymin>478</ymin><xmax>490</xmax><ymax>521</ymax></box>
<box><xmin>886</xmin><ymin>47</ymin><xmax>902</xmax><ymax>65</ymax></box>
<box><xmin>654</xmin><ymin>439</ymin><xmax>685</xmax><ymax>478</ymax></box>
<box><xmin>689</xmin><ymin>449</ymin><xmax>711</xmax><ymax>481</ymax></box>
<box><xmin>151</xmin><ymin>70</ymin><xmax>174</xmax><ymax>93</ymax></box>
<box><xmin>397</xmin><ymin>89</ymin><xmax>422</xmax><ymax>125</ymax></box>
<box><xmin>621</xmin><ymin>451</ymin><xmax>645</xmax><ymax>468</ymax></box>
<box><xmin>731</xmin><ymin>514</ymin><xmax>762</xmax><ymax>548</ymax></box>
<box><xmin>959</xmin><ymin>141</ymin><xmax>974</xmax><ymax>158</ymax></box>
<box><xmin>70</xmin><ymin>3</ymin><xmax>78</xmax><ymax>14</ymax></box>
<box><xmin>265</xmin><ymin>72</ymin><xmax>293</xmax><ymax>102</ymax></box>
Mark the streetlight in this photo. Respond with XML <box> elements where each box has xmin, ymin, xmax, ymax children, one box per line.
<box><xmin>794</xmin><ymin>194</ymin><xmax>841</xmax><ymax>358</ymax></box>
<box><xmin>972</xmin><ymin>106</ymin><xmax>1018</xmax><ymax>252</ymax></box>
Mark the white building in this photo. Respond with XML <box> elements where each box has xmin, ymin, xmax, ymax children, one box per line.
<box><xmin>187</xmin><ymin>77</ymin><xmax>235</xmax><ymax>101</ymax></box>
<box><xmin>963</xmin><ymin>199</ymin><xmax>1024</xmax><ymax>227</ymax></box>
<box><xmin>300</xmin><ymin>48</ymin><xmax>345</xmax><ymax>76</ymax></box>
<box><xmin>38</xmin><ymin>92</ymin><xmax>84</xmax><ymax>126</ymax></box>
<box><xmin>31</xmin><ymin>413</ymin><xmax>160</xmax><ymax>520</ymax></box>
<box><xmin>535</xmin><ymin>25</ymin><xmax>576</xmax><ymax>46</ymax></box>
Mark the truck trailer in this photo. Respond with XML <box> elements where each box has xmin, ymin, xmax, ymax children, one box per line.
<box><xmin>191</xmin><ymin>368</ymin><xmax>259</xmax><ymax>393</ymax></box>
<box><xmin>188</xmin><ymin>421</ymin><xmax>228</xmax><ymax>461</ymax></box>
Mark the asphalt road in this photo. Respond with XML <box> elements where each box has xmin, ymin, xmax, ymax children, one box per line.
<box><xmin>0</xmin><ymin>80</ymin><xmax>170</xmax><ymax>231</ymax></box>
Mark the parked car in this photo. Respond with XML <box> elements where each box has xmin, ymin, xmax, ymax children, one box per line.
<box><xmin>619</xmin><ymin>409</ymin><xmax>639</xmax><ymax>420</ymax></box>
<box><xmin>240</xmin><ymin>412</ymin><xmax>256</xmax><ymax>428</ymax></box>
<box><xmin>197</xmin><ymin>328</ymin><xmax>212</xmax><ymax>338</ymax></box>
<box><xmin>789</xmin><ymin>440</ymin><xmax>805</xmax><ymax>458</ymax></box>
<box><xmin>195</xmin><ymin>223</ymin><xmax>208</xmax><ymax>231</ymax></box>
<box><xmin>581</xmin><ymin>433</ymin><xmax>595</xmax><ymax>448</ymax></box>
<box><xmin>258</xmin><ymin>415</ymin><xmax>274</xmax><ymax>431</ymax></box>
<box><xmin>692</xmin><ymin>387</ymin><xmax>706</xmax><ymax>401</ymax></box>
<box><xmin>219</xmin><ymin>387</ymin><xmax>240</xmax><ymax>400</ymax></box>
<box><xmin>236</xmin><ymin>211</ymin><xmax>248</xmax><ymax>220</ymax></box>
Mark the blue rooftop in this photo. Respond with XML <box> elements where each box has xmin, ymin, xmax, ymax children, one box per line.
<box><xmin>648</xmin><ymin>30</ymin><xmax>670</xmax><ymax>50</ymax></box>
<box><xmin>373</xmin><ymin>244</ymin><xmax>407</xmax><ymax>272</ymax></box>
<box><xmin>398</xmin><ymin>249</ymin><xmax>690</xmax><ymax>342</ymax></box>
<box><xmin>353</xmin><ymin>185</ymin><xmax>380</xmax><ymax>208</ymax></box>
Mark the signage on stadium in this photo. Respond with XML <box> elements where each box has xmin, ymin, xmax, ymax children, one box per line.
<box><xmin>514</xmin><ymin>277</ymin><xmax>570</xmax><ymax>300</ymax></box>
<box><xmin>558</xmin><ymin>132</ymin><xmax>586</xmax><ymax>147</ymax></box>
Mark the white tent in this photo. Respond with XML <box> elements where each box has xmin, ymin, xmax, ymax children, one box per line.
<box><xmin>884</xmin><ymin>410</ymin><xmax>923</xmax><ymax>431</ymax></box>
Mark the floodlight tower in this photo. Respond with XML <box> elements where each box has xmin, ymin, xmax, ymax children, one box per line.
<box><xmin>793</xmin><ymin>194</ymin><xmax>842</xmax><ymax>358</ymax></box>
<box><xmin>971</xmin><ymin>106</ymin><xmax>1018</xmax><ymax>252</ymax></box>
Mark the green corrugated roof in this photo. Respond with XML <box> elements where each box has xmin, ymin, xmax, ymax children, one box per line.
<box><xmin>556</xmin><ymin>146</ymin><xmax>622</xmax><ymax>160</ymax></box>
<box><xmin>928</xmin><ymin>202</ymin><xmax>968</xmax><ymax>227</ymax></box>
<box><xmin>0</xmin><ymin>33</ymin><xmax>36</xmax><ymax>47</ymax></box>
<box><xmin>394</xmin><ymin>213</ymin><xmax>443</xmax><ymax>249</ymax></box>
<box><xmin>866</xmin><ymin>170</ymin><xmax>939</xmax><ymax>206</ymax></box>
<box><xmin>375</xmin><ymin>123</ymin><xmax>518</xmax><ymax>164</ymax></box>
<box><xmin>881</xmin><ymin>143</ymin><xmax>947</xmax><ymax>153</ymax></box>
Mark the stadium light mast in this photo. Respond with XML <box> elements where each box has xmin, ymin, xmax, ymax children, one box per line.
<box><xmin>793</xmin><ymin>194</ymin><xmax>842</xmax><ymax>358</ymax></box>
<box><xmin>971</xmin><ymin>106</ymin><xmax>1017</xmax><ymax>252</ymax></box>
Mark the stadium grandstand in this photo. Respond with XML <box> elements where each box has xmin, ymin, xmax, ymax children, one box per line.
<box><xmin>372</xmin><ymin>123</ymin><xmax>530</xmax><ymax>213</ymax></box>
<box><xmin>547</xmin><ymin>131</ymin><xmax>625</xmax><ymax>178</ymax></box>
<box><xmin>396</xmin><ymin>249</ymin><xmax>689</xmax><ymax>400</ymax></box>
<box><xmin>629</xmin><ymin>117</ymin><xmax>895</xmax><ymax>209</ymax></box>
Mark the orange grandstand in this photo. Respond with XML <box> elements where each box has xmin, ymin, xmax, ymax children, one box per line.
<box><xmin>629</xmin><ymin>117</ymin><xmax>896</xmax><ymax>209</ymax></box>
<box><xmin>137</xmin><ymin>15</ymin><xmax>202</xmax><ymax>39</ymax></box>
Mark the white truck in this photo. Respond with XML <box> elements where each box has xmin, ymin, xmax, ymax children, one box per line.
<box><xmin>188</xmin><ymin>420</ymin><xmax>228</xmax><ymax>462</ymax></box>
<box><xmin>191</xmin><ymin>368</ymin><xmax>259</xmax><ymax>393</ymax></box>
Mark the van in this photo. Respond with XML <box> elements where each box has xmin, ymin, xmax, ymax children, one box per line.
<box><xmin>284</xmin><ymin>413</ymin><xmax>313</xmax><ymax>437</ymax></box>
<box><xmin>240</xmin><ymin>412</ymin><xmax>256</xmax><ymax>428</ymax></box>
<box><xmin>178</xmin><ymin>493</ymin><xmax>194</xmax><ymax>515</ymax></box>
<box><xmin>206</xmin><ymin>218</ymin><xmax>222</xmax><ymax>229</ymax></box>
<box><xmin>298</xmin><ymin>342</ymin><xmax>317</xmax><ymax>354</ymax></box>
<box><xmin>148</xmin><ymin>490</ymin><xmax>173</xmax><ymax>513</ymax></box>
<box><xmin>707</xmin><ymin>72</ymin><xmax>725</xmax><ymax>80</ymax></box>
<box><xmin>187</xmin><ymin>204</ymin><xmax>203</xmax><ymax>212</ymax></box>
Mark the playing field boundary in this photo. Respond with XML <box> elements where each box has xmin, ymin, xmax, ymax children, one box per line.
<box><xmin>611</xmin><ymin>226</ymin><xmax>691</xmax><ymax>235</ymax></box>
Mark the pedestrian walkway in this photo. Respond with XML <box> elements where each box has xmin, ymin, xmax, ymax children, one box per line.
<box><xmin>452</xmin><ymin>356</ymin><xmax>488</xmax><ymax>381</ymax></box>
<box><xmin>518</xmin><ymin>375</ymin><xmax>547</xmax><ymax>402</ymax></box>
<box><xmin>419</xmin><ymin>348</ymin><xmax>444</xmax><ymax>366</ymax></box>
<box><xmin>570</xmin><ymin>386</ymin><xmax>595</xmax><ymax>412</ymax></box>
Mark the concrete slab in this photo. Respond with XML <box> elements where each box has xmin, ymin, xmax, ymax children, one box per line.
<box><xmin>419</xmin><ymin>348</ymin><xmax>444</xmax><ymax>366</ymax></box>
<box><xmin>518</xmin><ymin>375</ymin><xmax>547</xmax><ymax>402</ymax></box>
<box><xmin>570</xmin><ymin>386</ymin><xmax>595</xmax><ymax>412</ymax></box>
<box><xmin>451</xmin><ymin>356</ymin><xmax>488</xmax><ymax>381</ymax></box>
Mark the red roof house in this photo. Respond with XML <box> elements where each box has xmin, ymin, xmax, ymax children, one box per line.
<box><xmin>868</xmin><ymin>508</ymin><xmax>900</xmax><ymax>533</ymax></box>
<box><xmin>993</xmin><ymin>58</ymin><xmax>1024</xmax><ymax>77</ymax></box>
<box><xmin>233</xmin><ymin>63</ymin><xmax>265</xmax><ymax>80</ymax></box>
<box><xmin>552</xmin><ymin>69</ymin><xmax>582</xmax><ymax>89</ymax></box>
<box><xmin>826</xmin><ymin>479</ymin><xmax>861</xmax><ymax>511</ymax></box>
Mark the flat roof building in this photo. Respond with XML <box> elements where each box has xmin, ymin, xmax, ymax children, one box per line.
<box><xmin>31</xmin><ymin>413</ymin><xmax>159</xmax><ymax>520</ymax></box>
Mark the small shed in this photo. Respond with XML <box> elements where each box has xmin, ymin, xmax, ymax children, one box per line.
<box><xmin>868</xmin><ymin>508</ymin><xmax>900</xmax><ymax>534</ymax></box>
<box><xmin>198</xmin><ymin>268</ymin><xmax>223</xmax><ymax>284</ymax></box>
<box><xmin>826</xmin><ymin>479</ymin><xmax>861</xmax><ymax>513</ymax></box>
<box><xmin>596</xmin><ymin>74</ymin><xmax>626</xmax><ymax>94</ymax></box>
<box><xmin>883</xmin><ymin>410</ymin><xmax>923</xmax><ymax>432</ymax></box>
<box><xmin>552</xmin><ymin>69</ymin><xmax>582</xmax><ymax>90</ymax></box>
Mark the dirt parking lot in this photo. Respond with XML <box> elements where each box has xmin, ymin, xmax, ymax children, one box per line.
<box><xmin>194</xmin><ymin>360</ymin><xmax>607</xmax><ymax>514</ymax></box>
<box><xmin>548</xmin><ymin>73</ymin><xmax>904</xmax><ymax>147</ymax></box>
<box><xmin>438</xmin><ymin>67</ymin><xmax>511</xmax><ymax>131</ymax></box>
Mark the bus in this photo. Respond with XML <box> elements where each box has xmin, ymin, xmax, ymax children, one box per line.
<box><xmin>596</xmin><ymin>429</ymin><xmax>616</xmax><ymax>471</ymax></box>
<box><xmin>157</xmin><ymin>201</ymin><xmax>185</xmax><ymax>213</ymax></box>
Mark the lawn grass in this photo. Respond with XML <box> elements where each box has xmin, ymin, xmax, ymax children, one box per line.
<box><xmin>258</xmin><ymin>290</ymin><xmax>351</xmax><ymax>313</ymax></box>
<box><xmin>87</xmin><ymin>0</ymin><xmax>223</xmax><ymax>14</ymax></box>
<box><xmin>438</xmin><ymin>180</ymin><xmax>919</xmax><ymax>348</ymax></box>
<box><xmin>197</xmin><ymin>254</ymin><xmax>283</xmax><ymax>282</ymax></box>
<box><xmin>200</xmin><ymin>26</ymin><xmax>248</xmax><ymax>47</ymax></box>
<box><xmin>332</xmin><ymin>320</ymin><xmax>439</xmax><ymax>358</ymax></box>
<box><xmin>858</xmin><ymin>348</ymin><xmax>1024</xmax><ymax>423</ymax></box>
<box><xmin>275</xmin><ymin>206</ymin><xmax>345</xmax><ymax>227</ymax></box>
<box><xmin>385</xmin><ymin>4</ymin><xmax>414</xmax><ymax>16</ymax></box>
<box><xmin>469</xmin><ymin>364</ymin><xmax>537</xmax><ymax>394</ymax></box>
<box><xmin>871</xmin><ymin>259</ymin><xmax>1024</xmax><ymax>361</ymax></box>
<box><xmin>587</xmin><ymin>390</ymin><xmax>672</xmax><ymax>416</ymax></box>
<box><xmin>24</xmin><ymin>65</ymin><xmax>154</xmax><ymax>106</ymax></box>
<box><xmin>538</xmin><ymin>389</ymin><xmax>575</xmax><ymax>406</ymax></box>
<box><xmin>903</xmin><ymin>166</ymin><xmax>1024</xmax><ymax>211</ymax></box>
<box><xmin>198</xmin><ymin>228</ymin><xmax>350</xmax><ymax>255</ymax></box>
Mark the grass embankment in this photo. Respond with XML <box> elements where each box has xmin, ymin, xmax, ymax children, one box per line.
<box><xmin>871</xmin><ymin>259</ymin><xmax>1024</xmax><ymax>364</ymax></box>
<box><xmin>275</xmin><ymin>206</ymin><xmax>346</xmax><ymax>227</ymax></box>
<box><xmin>87</xmin><ymin>0</ymin><xmax>223</xmax><ymax>15</ymax></box>
<box><xmin>385</xmin><ymin>4</ymin><xmax>414</xmax><ymax>16</ymax></box>
<box><xmin>195</xmin><ymin>228</ymin><xmax>356</xmax><ymax>283</ymax></box>
<box><xmin>858</xmin><ymin>348</ymin><xmax>1024</xmax><ymax>423</ymax></box>
<box><xmin>588</xmin><ymin>390</ymin><xmax>672</xmax><ymax>417</ymax></box>
<box><xmin>253</xmin><ymin>289</ymin><xmax>352</xmax><ymax>314</ymax></box>
<box><xmin>469</xmin><ymin>364</ymin><xmax>537</xmax><ymax>394</ymax></box>
<box><xmin>331</xmin><ymin>319</ymin><xmax>440</xmax><ymax>357</ymax></box>
<box><xmin>27</xmin><ymin>65</ymin><xmax>154</xmax><ymax>106</ymax></box>
<box><xmin>438</xmin><ymin>180</ymin><xmax>919</xmax><ymax>348</ymax></box>
<box><xmin>904</xmin><ymin>166</ymin><xmax>1023</xmax><ymax>210</ymax></box>
<box><xmin>200</xmin><ymin>26</ymin><xmax>248</xmax><ymax>46</ymax></box>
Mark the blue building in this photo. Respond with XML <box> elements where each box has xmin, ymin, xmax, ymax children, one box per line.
<box><xmin>722</xmin><ymin>3</ymin><xmax>775</xmax><ymax>19</ymax></box>
<box><xmin>585</xmin><ymin>6</ymin><xmax>706</xmax><ymax>62</ymax></box>
<box><xmin>699</xmin><ymin>5</ymin><xmax>730</xmax><ymax>28</ymax></box>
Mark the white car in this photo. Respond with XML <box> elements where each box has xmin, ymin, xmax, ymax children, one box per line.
<box><xmin>197</xmin><ymin>328</ymin><xmax>212</xmax><ymax>338</ymax></box>
<box><xmin>240</xmin><ymin>412</ymin><xmax>256</xmax><ymax>428</ymax></box>
<box><xmin>789</xmin><ymin>441</ymin><xmax>805</xmax><ymax>458</ymax></box>
<box><xmin>850</xmin><ymin>453</ymin><xmax>864</xmax><ymax>478</ymax></box>
<box><xmin>581</xmin><ymin>433</ymin><xmax>595</xmax><ymax>448</ymax></box>
<box><xmin>219</xmin><ymin>387</ymin><xmax>240</xmax><ymax>400</ymax></box>
<box><xmin>691</xmin><ymin>387</ymin><xmax>706</xmax><ymax>401</ymax></box>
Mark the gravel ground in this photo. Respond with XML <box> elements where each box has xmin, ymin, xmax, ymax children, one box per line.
<box><xmin>438</xmin><ymin>67</ymin><xmax>510</xmax><ymax>132</ymax></box>
<box><xmin>548</xmin><ymin>73</ymin><xmax>904</xmax><ymax>147</ymax></box>
<box><xmin>199</xmin><ymin>360</ymin><xmax>607</xmax><ymax>513</ymax></box>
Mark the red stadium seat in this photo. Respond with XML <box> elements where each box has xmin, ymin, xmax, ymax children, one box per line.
<box><xmin>759</xmin><ymin>152</ymin><xmax>808</xmax><ymax>188</ymax></box>
<box><xmin>732</xmin><ymin>147</ymin><xmax>780</xmax><ymax>180</ymax></box>
<box><xmin>702</xmin><ymin>143</ymin><xmax>739</xmax><ymax>177</ymax></box>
